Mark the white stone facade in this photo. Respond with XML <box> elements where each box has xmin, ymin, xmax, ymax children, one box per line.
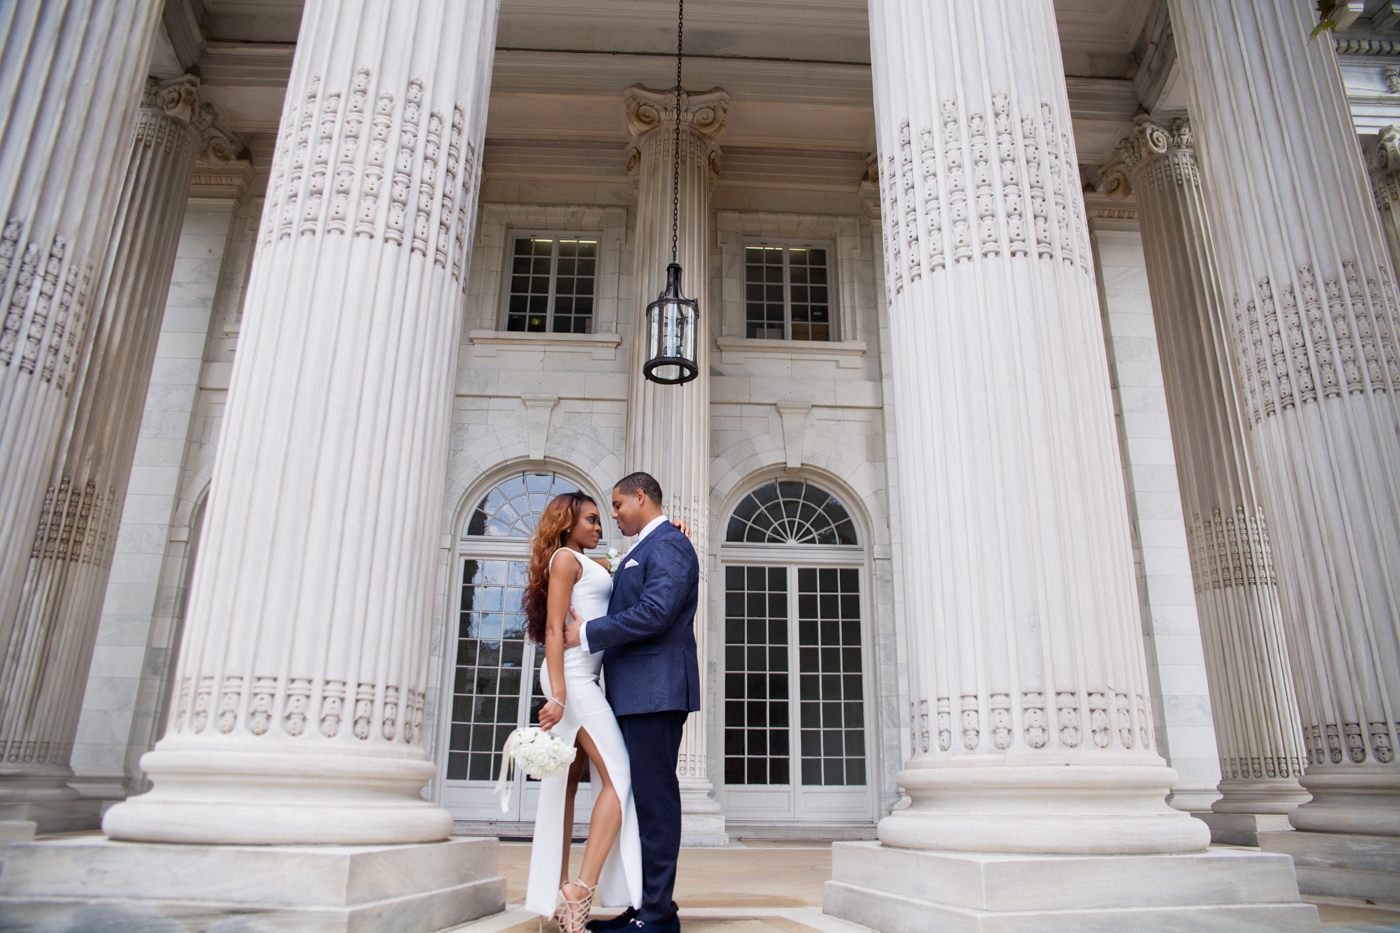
<box><xmin>0</xmin><ymin>0</ymin><xmax>1397</xmax><ymax>929</ymax></box>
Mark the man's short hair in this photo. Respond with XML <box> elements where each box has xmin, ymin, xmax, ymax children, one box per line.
<box><xmin>615</xmin><ymin>471</ymin><xmax>664</xmax><ymax>506</ymax></box>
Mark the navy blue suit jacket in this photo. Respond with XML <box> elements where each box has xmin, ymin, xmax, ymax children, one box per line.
<box><xmin>587</xmin><ymin>520</ymin><xmax>701</xmax><ymax>717</ymax></box>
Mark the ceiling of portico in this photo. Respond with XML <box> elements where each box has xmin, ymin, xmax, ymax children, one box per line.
<box><xmin>176</xmin><ymin>0</ymin><xmax>1160</xmax><ymax>167</ymax></box>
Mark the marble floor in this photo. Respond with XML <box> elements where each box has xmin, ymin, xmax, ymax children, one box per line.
<box><xmin>443</xmin><ymin>840</ymin><xmax>1400</xmax><ymax>933</ymax></box>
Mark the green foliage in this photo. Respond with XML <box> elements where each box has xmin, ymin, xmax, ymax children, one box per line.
<box><xmin>1310</xmin><ymin>0</ymin><xmax>1339</xmax><ymax>41</ymax></box>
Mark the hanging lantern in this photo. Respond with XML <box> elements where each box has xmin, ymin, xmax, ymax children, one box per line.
<box><xmin>643</xmin><ymin>0</ymin><xmax>699</xmax><ymax>386</ymax></box>
<box><xmin>643</xmin><ymin>262</ymin><xmax>699</xmax><ymax>384</ymax></box>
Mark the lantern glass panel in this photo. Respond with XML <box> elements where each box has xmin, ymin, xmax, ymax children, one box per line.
<box><xmin>646</xmin><ymin>296</ymin><xmax>697</xmax><ymax>383</ymax></box>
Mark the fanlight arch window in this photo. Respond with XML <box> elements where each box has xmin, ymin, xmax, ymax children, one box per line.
<box><xmin>725</xmin><ymin>479</ymin><xmax>857</xmax><ymax>546</ymax></box>
<box><xmin>465</xmin><ymin>471</ymin><xmax>580</xmax><ymax>538</ymax></box>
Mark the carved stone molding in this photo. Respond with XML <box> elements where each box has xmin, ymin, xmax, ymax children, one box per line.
<box><xmin>877</xmin><ymin>91</ymin><xmax>1092</xmax><ymax>303</ymax></box>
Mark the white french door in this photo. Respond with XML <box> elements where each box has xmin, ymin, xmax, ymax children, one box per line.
<box><xmin>720</xmin><ymin>558</ymin><xmax>874</xmax><ymax>822</ymax></box>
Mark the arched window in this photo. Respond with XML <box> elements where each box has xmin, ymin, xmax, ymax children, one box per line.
<box><xmin>465</xmin><ymin>471</ymin><xmax>580</xmax><ymax>537</ymax></box>
<box><xmin>721</xmin><ymin>478</ymin><xmax>872</xmax><ymax>824</ymax></box>
<box><xmin>726</xmin><ymin>479</ymin><xmax>857</xmax><ymax>545</ymax></box>
<box><xmin>442</xmin><ymin>471</ymin><xmax>597</xmax><ymax>822</ymax></box>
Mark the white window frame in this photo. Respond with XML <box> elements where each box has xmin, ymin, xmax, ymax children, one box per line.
<box><xmin>497</xmin><ymin>229</ymin><xmax>604</xmax><ymax>334</ymax></box>
<box><xmin>740</xmin><ymin>238</ymin><xmax>840</xmax><ymax>342</ymax></box>
<box><xmin>716</xmin><ymin>539</ymin><xmax>877</xmax><ymax>825</ymax></box>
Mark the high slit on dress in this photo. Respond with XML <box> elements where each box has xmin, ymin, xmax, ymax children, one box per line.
<box><xmin>524</xmin><ymin>548</ymin><xmax>642</xmax><ymax>917</ymax></box>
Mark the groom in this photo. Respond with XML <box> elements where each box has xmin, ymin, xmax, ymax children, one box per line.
<box><xmin>565</xmin><ymin>471</ymin><xmax>699</xmax><ymax>933</ymax></box>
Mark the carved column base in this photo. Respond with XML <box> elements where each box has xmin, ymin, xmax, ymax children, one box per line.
<box><xmin>1288</xmin><ymin>771</ymin><xmax>1400</xmax><ymax>837</ymax></box>
<box><xmin>0</xmin><ymin>836</ymin><xmax>505</xmax><ymax>933</ymax></box>
<box><xmin>1212</xmin><ymin>777</ymin><xmax>1312</xmax><ymax>815</ymax></box>
<box><xmin>825</xmin><ymin>841</ymin><xmax>1321</xmax><ymax>933</ymax></box>
<box><xmin>102</xmin><ymin>747</ymin><xmax>451</xmax><ymax>845</ymax></box>
<box><xmin>679</xmin><ymin>776</ymin><xmax>728</xmax><ymax>847</ymax></box>
<box><xmin>879</xmin><ymin>764</ymin><xmax>1209</xmax><ymax>855</ymax></box>
<box><xmin>0</xmin><ymin>772</ymin><xmax>102</xmax><ymax>835</ymax></box>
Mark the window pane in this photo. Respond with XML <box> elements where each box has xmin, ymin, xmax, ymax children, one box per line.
<box><xmin>551</xmin><ymin>239</ymin><xmax>597</xmax><ymax>334</ymax></box>
<box><xmin>797</xmin><ymin>565</ymin><xmax>866</xmax><ymax>786</ymax></box>
<box><xmin>745</xmin><ymin>246</ymin><xmax>786</xmax><ymax>339</ymax></box>
<box><xmin>723</xmin><ymin>565</ymin><xmax>791</xmax><ymax>786</ymax></box>
<box><xmin>448</xmin><ymin>558</ymin><xmax>534</xmax><ymax>783</ymax></box>
<box><xmin>788</xmin><ymin>245</ymin><xmax>832</xmax><ymax>343</ymax></box>
<box><xmin>504</xmin><ymin>236</ymin><xmax>597</xmax><ymax>334</ymax></box>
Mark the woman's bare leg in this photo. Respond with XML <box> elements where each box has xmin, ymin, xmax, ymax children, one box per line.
<box><xmin>562</xmin><ymin>728</ymin><xmax>621</xmax><ymax>899</ymax></box>
<box><xmin>560</xmin><ymin>750</ymin><xmax>585</xmax><ymax>885</ymax></box>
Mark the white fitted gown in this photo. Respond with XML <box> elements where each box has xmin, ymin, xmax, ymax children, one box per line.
<box><xmin>525</xmin><ymin>547</ymin><xmax>642</xmax><ymax>916</ymax></box>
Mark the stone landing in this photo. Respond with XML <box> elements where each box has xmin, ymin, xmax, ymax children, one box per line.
<box><xmin>0</xmin><ymin>835</ymin><xmax>506</xmax><ymax>933</ymax></box>
<box><xmin>824</xmin><ymin>840</ymin><xmax>1321</xmax><ymax>933</ymax></box>
<box><xmin>1260</xmin><ymin>830</ymin><xmax>1400</xmax><ymax>905</ymax></box>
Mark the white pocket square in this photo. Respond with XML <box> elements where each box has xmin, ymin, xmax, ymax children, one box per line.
<box><xmin>624</xmin><ymin>558</ymin><xmax>639</xmax><ymax>569</ymax></box>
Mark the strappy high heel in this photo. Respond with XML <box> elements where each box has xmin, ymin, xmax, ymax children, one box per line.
<box><xmin>554</xmin><ymin>879</ymin><xmax>597</xmax><ymax>933</ymax></box>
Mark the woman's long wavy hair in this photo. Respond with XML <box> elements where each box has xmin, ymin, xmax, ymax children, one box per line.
<box><xmin>523</xmin><ymin>491</ymin><xmax>598</xmax><ymax>644</ymax></box>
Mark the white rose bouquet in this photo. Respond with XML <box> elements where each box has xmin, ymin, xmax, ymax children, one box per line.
<box><xmin>494</xmin><ymin>726</ymin><xmax>577</xmax><ymax>812</ymax></box>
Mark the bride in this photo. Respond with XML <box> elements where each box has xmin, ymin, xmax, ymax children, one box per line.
<box><xmin>521</xmin><ymin>491</ymin><xmax>645</xmax><ymax>932</ymax></box>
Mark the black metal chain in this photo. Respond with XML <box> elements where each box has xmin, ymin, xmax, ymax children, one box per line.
<box><xmin>671</xmin><ymin>0</ymin><xmax>682</xmax><ymax>264</ymax></box>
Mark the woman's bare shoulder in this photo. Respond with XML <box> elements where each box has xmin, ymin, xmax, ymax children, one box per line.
<box><xmin>548</xmin><ymin>547</ymin><xmax>583</xmax><ymax>579</ymax></box>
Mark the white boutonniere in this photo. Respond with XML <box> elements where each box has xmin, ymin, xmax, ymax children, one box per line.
<box><xmin>606</xmin><ymin>547</ymin><xmax>625</xmax><ymax>575</ymax></box>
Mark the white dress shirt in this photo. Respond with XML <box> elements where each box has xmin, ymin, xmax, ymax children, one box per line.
<box><xmin>578</xmin><ymin>514</ymin><xmax>668</xmax><ymax>654</ymax></box>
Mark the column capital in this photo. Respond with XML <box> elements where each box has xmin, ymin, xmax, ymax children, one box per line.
<box><xmin>1099</xmin><ymin>117</ymin><xmax>1195</xmax><ymax>199</ymax></box>
<box><xmin>140</xmin><ymin>74</ymin><xmax>244</xmax><ymax>167</ymax></box>
<box><xmin>1367</xmin><ymin>125</ymin><xmax>1400</xmax><ymax>175</ymax></box>
<box><xmin>623</xmin><ymin>84</ymin><xmax>729</xmax><ymax>142</ymax></box>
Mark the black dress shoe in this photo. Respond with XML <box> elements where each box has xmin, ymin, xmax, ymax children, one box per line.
<box><xmin>625</xmin><ymin>917</ymin><xmax>680</xmax><ymax>933</ymax></box>
<box><xmin>586</xmin><ymin>902</ymin><xmax>679</xmax><ymax>933</ymax></box>
<box><xmin>586</xmin><ymin>907</ymin><xmax>637</xmax><ymax>932</ymax></box>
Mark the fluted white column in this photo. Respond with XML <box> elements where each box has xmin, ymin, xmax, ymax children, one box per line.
<box><xmin>1170</xmin><ymin>0</ymin><xmax>1400</xmax><ymax>838</ymax></box>
<box><xmin>867</xmin><ymin>0</ymin><xmax>1207</xmax><ymax>854</ymax></box>
<box><xmin>1100</xmin><ymin>119</ymin><xmax>1312</xmax><ymax>830</ymax></box>
<box><xmin>0</xmin><ymin>1</ymin><xmax>163</xmax><ymax>681</ymax></box>
<box><xmin>102</xmin><ymin>0</ymin><xmax>499</xmax><ymax>845</ymax></box>
<box><xmin>0</xmin><ymin>77</ymin><xmax>227</xmax><ymax>832</ymax></box>
<box><xmin>623</xmin><ymin>84</ymin><xmax>729</xmax><ymax>845</ymax></box>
